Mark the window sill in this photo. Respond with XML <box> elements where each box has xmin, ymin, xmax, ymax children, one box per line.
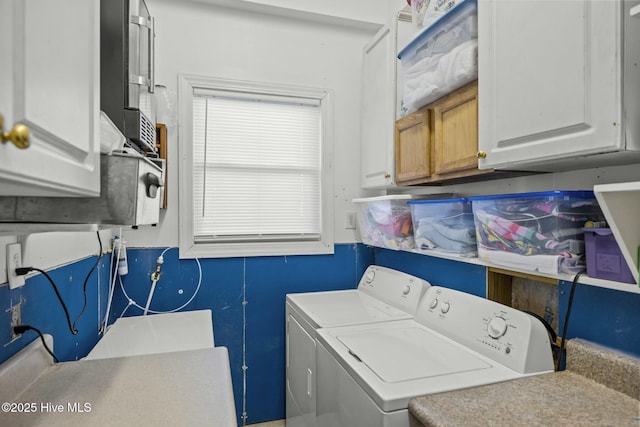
<box><xmin>179</xmin><ymin>240</ymin><xmax>334</xmax><ymax>259</ymax></box>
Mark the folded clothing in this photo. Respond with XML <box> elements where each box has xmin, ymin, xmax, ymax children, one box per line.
<box><xmin>401</xmin><ymin>38</ymin><xmax>477</xmax><ymax>115</ymax></box>
<box><xmin>415</xmin><ymin>215</ymin><xmax>477</xmax><ymax>256</ymax></box>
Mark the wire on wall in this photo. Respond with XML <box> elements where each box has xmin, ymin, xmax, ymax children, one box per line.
<box><xmin>241</xmin><ymin>256</ymin><xmax>248</xmax><ymax>425</ymax></box>
<box><xmin>557</xmin><ymin>270</ymin><xmax>585</xmax><ymax>371</ymax></box>
<box><xmin>115</xmin><ymin>247</ymin><xmax>202</xmax><ymax>319</ymax></box>
<box><xmin>15</xmin><ymin>267</ymin><xmax>77</xmax><ymax>335</ymax></box>
<box><xmin>101</xmin><ymin>230</ymin><xmax>123</xmax><ymax>333</ymax></box>
<box><xmin>13</xmin><ymin>325</ymin><xmax>59</xmax><ymax>363</ymax></box>
<box><xmin>72</xmin><ymin>231</ymin><xmax>103</xmax><ymax>331</ymax></box>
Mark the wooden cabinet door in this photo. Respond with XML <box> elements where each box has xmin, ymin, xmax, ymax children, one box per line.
<box><xmin>0</xmin><ymin>0</ymin><xmax>100</xmax><ymax>196</ymax></box>
<box><xmin>432</xmin><ymin>81</ymin><xmax>479</xmax><ymax>177</ymax></box>
<box><xmin>395</xmin><ymin>108</ymin><xmax>431</xmax><ymax>184</ymax></box>
<box><xmin>478</xmin><ymin>0</ymin><xmax>623</xmax><ymax>171</ymax></box>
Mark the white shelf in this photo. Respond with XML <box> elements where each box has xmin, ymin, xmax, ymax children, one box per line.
<box><xmin>372</xmin><ymin>246</ymin><xmax>640</xmax><ymax>295</ymax></box>
<box><xmin>631</xmin><ymin>4</ymin><xmax>640</xmax><ymax>17</ymax></box>
<box><xmin>594</xmin><ymin>181</ymin><xmax>640</xmax><ymax>285</ymax></box>
<box><xmin>409</xmin><ymin>249</ymin><xmax>485</xmax><ymax>265</ymax></box>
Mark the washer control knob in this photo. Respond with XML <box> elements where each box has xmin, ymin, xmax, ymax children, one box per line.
<box><xmin>488</xmin><ymin>316</ymin><xmax>508</xmax><ymax>339</ymax></box>
<box><xmin>365</xmin><ymin>270</ymin><xmax>375</xmax><ymax>283</ymax></box>
<box><xmin>429</xmin><ymin>298</ymin><xmax>438</xmax><ymax>309</ymax></box>
<box><xmin>440</xmin><ymin>301</ymin><xmax>451</xmax><ymax>314</ymax></box>
<box><xmin>402</xmin><ymin>285</ymin><xmax>411</xmax><ymax>295</ymax></box>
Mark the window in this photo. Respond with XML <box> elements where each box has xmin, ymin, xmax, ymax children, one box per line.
<box><xmin>178</xmin><ymin>75</ymin><xmax>334</xmax><ymax>258</ymax></box>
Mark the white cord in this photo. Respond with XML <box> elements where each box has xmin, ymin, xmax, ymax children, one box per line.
<box><xmin>117</xmin><ymin>249</ymin><xmax>202</xmax><ymax>315</ymax></box>
<box><xmin>119</xmin><ymin>300</ymin><xmax>134</xmax><ymax>319</ymax></box>
<box><xmin>143</xmin><ymin>279</ymin><xmax>159</xmax><ymax>315</ymax></box>
<box><xmin>102</xmin><ymin>237</ymin><xmax>121</xmax><ymax>333</ymax></box>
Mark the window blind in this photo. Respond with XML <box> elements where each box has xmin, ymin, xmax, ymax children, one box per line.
<box><xmin>192</xmin><ymin>92</ymin><xmax>322</xmax><ymax>242</ymax></box>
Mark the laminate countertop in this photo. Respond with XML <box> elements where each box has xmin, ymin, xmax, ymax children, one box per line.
<box><xmin>409</xmin><ymin>339</ymin><xmax>640</xmax><ymax>427</ymax></box>
<box><xmin>0</xmin><ymin>346</ymin><xmax>237</xmax><ymax>427</ymax></box>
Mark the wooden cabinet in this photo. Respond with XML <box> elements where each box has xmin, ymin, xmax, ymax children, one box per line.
<box><xmin>478</xmin><ymin>0</ymin><xmax>640</xmax><ymax>172</ymax></box>
<box><xmin>432</xmin><ymin>82</ymin><xmax>490</xmax><ymax>180</ymax></box>
<box><xmin>395</xmin><ymin>81</ymin><xmax>494</xmax><ymax>185</ymax></box>
<box><xmin>0</xmin><ymin>0</ymin><xmax>100</xmax><ymax>197</ymax></box>
<box><xmin>395</xmin><ymin>108</ymin><xmax>431</xmax><ymax>183</ymax></box>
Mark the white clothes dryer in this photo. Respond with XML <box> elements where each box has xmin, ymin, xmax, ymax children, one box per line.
<box><xmin>315</xmin><ymin>286</ymin><xmax>555</xmax><ymax>427</ymax></box>
<box><xmin>286</xmin><ymin>265</ymin><xmax>431</xmax><ymax>427</ymax></box>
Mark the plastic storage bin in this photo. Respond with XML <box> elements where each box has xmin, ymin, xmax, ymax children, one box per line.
<box><xmin>353</xmin><ymin>195</ymin><xmax>414</xmax><ymax>250</ymax></box>
<box><xmin>398</xmin><ymin>0</ymin><xmax>477</xmax><ymax>115</ymax></box>
<box><xmin>583</xmin><ymin>228</ymin><xmax>635</xmax><ymax>284</ymax></box>
<box><xmin>408</xmin><ymin>198</ymin><xmax>476</xmax><ymax>256</ymax></box>
<box><xmin>470</xmin><ymin>191</ymin><xmax>606</xmax><ymax>274</ymax></box>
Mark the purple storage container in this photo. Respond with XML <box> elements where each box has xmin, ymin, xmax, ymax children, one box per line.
<box><xmin>583</xmin><ymin>228</ymin><xmax>635</xmax><ymax>284</ymax></box>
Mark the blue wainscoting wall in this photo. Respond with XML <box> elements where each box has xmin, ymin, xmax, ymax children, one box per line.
<box><xmin>372</xmin><ymin>248</ymin><xmax>487</xmax><ymax>297</ymax></box>
<box><xmin>558</xmin><ymin>280</ymin><xmax>640</xmax><ymax>357</ymax></box>
<box><xmin>109</xmin><ymin>243</ymin><xmax>375</xmax><ymax>426</ymax></box>
<box><xmin>2</xmin><ymin>243</ymin><xmax>639</xmax><ymax>426</ymax></box>
<box><xmin>0</xmin><ymin>255</ymin><xmax>111</xmax><ymax>364</ymax></box>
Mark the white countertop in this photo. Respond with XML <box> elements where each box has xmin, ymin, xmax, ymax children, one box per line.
<box><xmin>0</xmin><ymin>347</ymin><xmax>237</xmax><ymax>427</ymax></box>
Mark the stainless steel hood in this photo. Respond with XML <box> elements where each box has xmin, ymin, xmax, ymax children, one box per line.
<box><xmin>0</xmin><ymin>153</ymin><xmax>163</xmax><ymax>227</ymax></box>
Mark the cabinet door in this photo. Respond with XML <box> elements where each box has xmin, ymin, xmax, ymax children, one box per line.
<box><xmin>0</xmin><ymin>0</ymin><xmax>100</xmax><ymax>196</ymax></box>
<box><xmin>395</xmin><ymin>108</ymin><xmax>431</xmax><ymax>184</ymax></box>
<box><xmin>361</xmin><ymin>26</ymin><xmax>395</xmax><ymax>189</ymax></box>
<box><xmin>478</xmin><ymin>0</ymin><xmax>621</xmax><ymax>171</ymax></box>
<box><xmin>432</xmin><ymin>81</ymin><xmax>479</xmax><ymax>177</ymax></box>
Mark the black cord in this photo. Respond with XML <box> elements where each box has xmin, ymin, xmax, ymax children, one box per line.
<box><xmin>72</xmin><ymin>231</ymin><xmax>103</xmax><ymax>331</ymax></box>
<box><xmin>524</xmin><ymin>310</ymin><xmax>558</xmax><ymax>343</ymax></box>
<box><xmin>16</xmin><ymin>267</ymin><xmax>78</xmax><ymax>335</ymax></box>
<box><xmin>13</xmin><ymin>325</ymin><xmax>60</xmax><ymax>363</ymax></box>
<box><xmin>557</xmin><ymin>270</ymin><xmax>585</xmax><ymax>371</ymax></box>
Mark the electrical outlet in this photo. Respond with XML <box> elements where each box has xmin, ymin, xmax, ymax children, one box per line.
<box><xmin>7</xmin><ymin>243</ymin><xmax>25</xmax><ymax>289</ymax></box>
<box><xmin>345</xmin><ymin>211</ymin><xmax>357</xmax><ymax>229</ymax></box>
<box><xmin>9</xmin><ymin>302</ymin><xmax>21</xmax><ymax>340</ymax></box>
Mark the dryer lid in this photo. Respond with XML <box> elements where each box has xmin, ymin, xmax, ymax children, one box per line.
<box><xmin>337</xmin><ymin>326</ymin><xmax>491</xmax><ymax>383</ymax></box>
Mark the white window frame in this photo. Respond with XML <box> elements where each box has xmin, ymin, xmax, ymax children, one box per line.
<box><xmin>178</xmin><ymin>74</ymin><xmax>334</xmax><ymax>259</ymax></box>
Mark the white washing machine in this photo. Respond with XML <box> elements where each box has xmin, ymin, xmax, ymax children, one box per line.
<box><xmin>286</xmin><ymin>265</ymin><xmax>431</xmax><ymax>427</ymax></box>
<box><xmin>85</xmin><ymin>309</ymin><xmax>214</xmax><ymax>360</ymax></box>
<box><xmin>315</xmin><ymin>286</ymin><xmax>555</xmax><ymax>427</ymax></box>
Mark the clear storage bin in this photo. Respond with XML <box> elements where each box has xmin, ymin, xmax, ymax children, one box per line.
<box><xmin>398</xmin><ymin>0</ymin><xmax>477</xmax><ymax>115</ymax></box>
<box><xmin>353</xmin><ymin>195</ymin><xmax>414</xmax><ymax>250</ymax></box>
<box><xmin>408</xmin><ymin>198</ymin><xmax>476</xmax><ymax>256</ymax></box>
<box><xmin>470</xmin><ymin>191</ymin><xmax>606</xmax><ymax>274</ymax></box>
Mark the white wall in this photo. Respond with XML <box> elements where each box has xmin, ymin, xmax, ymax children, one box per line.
<box><xmin>125</xmin><ymin>0</ymin><xmax>381</xmax><ymax>248</ymax></box>
<box><xmin>0</xmin><ymin>0</ymin><xmax>388</xmax><ymax>285</ymax></box>
<box><xmin>188</xmin><ymin>0</ymin><xmax>390</xmax><ymax>26</ymax></box>
<box><xmin>0</xmin><ymin>230</ymin><xmax>112</xmax><ymax>285</ymax></box>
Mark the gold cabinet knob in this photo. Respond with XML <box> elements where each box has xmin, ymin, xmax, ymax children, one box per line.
<box><xmin>0</xmin><ymin>114</ymin><xmax>30</xmax><ymax>149</ymax></box>
<box><xmin>477</xmin><ymin>150</ymin><xmax>487</xmax><ymax>159</ymax></box>
<box><xmin>384</xmin><ymin>173</ymin><xmax>391</xmax><ymax>179</ymax></box>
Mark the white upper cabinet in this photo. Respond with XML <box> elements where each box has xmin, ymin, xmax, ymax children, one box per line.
<box><xmin>360</xmin><ymin>10</ymin><xmax>414</xmax><ymax>189</ymax></box>
<box><xmin>478</xmin><ymin>0</ymin><xmax>640</xmax><ymax>172</ymax></box>
<box><xmin>361</xmin><ymin>25</ymin><xmax>396</xmax><ymax>189</ymax></box>
<box><xmin>0</xmin><ymin>0</ymin><xmax>100</xmax><ymax>196</ymax></box>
